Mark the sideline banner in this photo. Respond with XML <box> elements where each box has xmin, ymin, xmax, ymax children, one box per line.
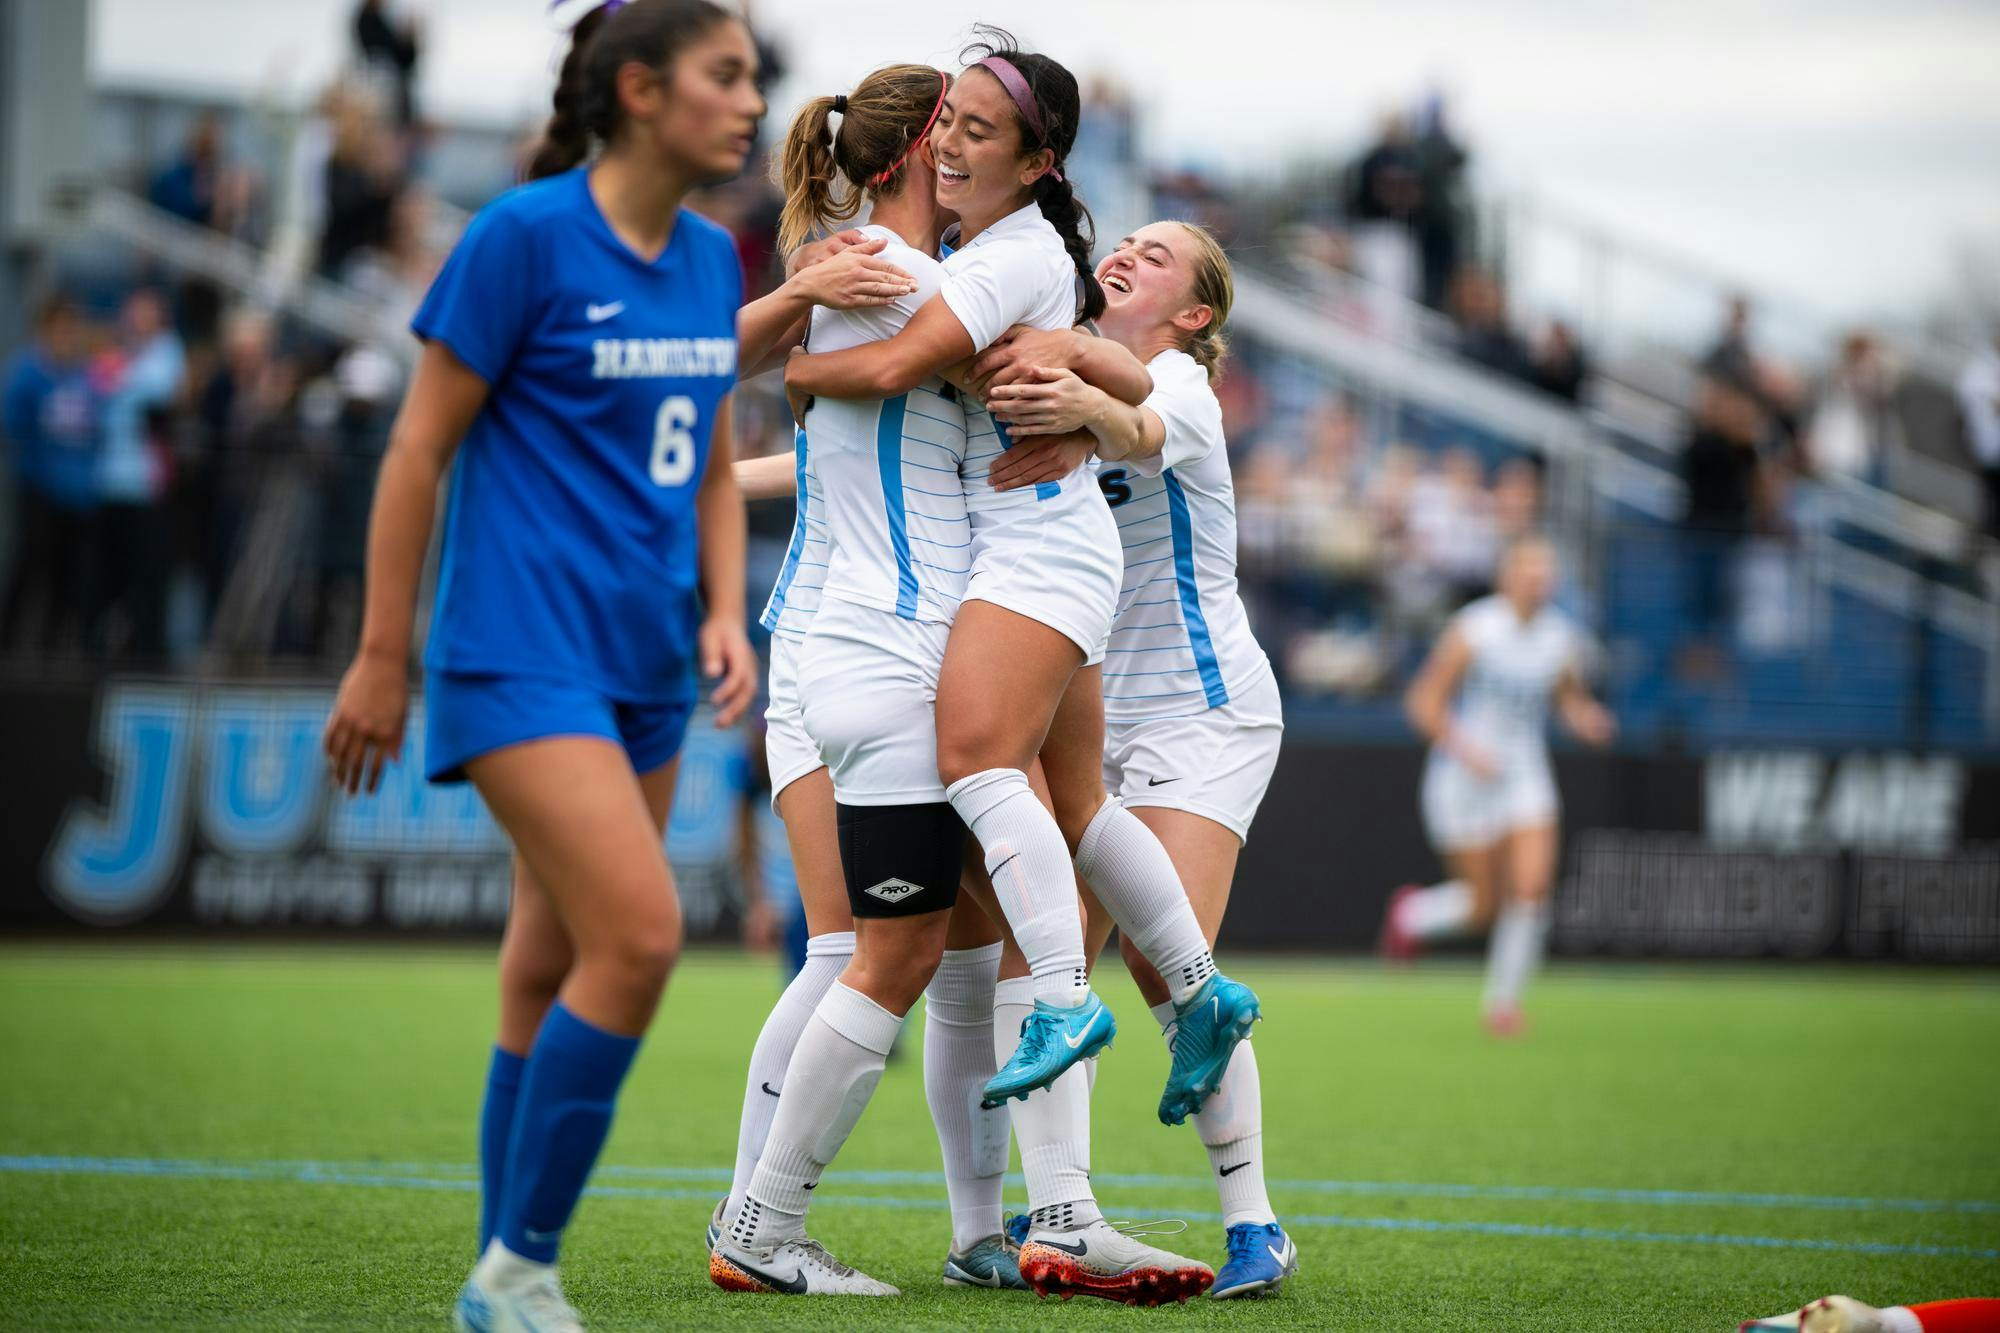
<box><xmin>0</xmin><ymin>678</ymin><xmax>778</xmax><ymax>940</ymax></box>
<box><xmin>4</xmin><ymin>680</ymin><xmax>1997</xmax><ymax>959</ymax></box>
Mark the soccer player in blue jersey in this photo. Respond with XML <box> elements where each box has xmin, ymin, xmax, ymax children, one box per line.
<box><xmin>321</xmin><ymin>3</ymin><xmax>762</xmax><ymax>1328</ymax></box>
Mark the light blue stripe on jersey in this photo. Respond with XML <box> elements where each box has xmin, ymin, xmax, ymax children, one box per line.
<box><xmin>875</xmin><ymin>394</ymin><xmax>920</xmax><ymax>619</ymax></box>
<box><xmin>992</xmin><ymin>417</ymin><xmax>1059</xmax><ymax>501</ymax></box>
<box><xmin>1163</xmin><ymin>470</ymin><xmax>1228</xmax><ymax>708</ymax></box>
<box><xmin>759</xmin><ymin>427</ymin><xmax>811</xmax><ymax>633</ymax></box>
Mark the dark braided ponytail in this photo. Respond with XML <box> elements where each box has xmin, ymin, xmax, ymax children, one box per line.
<box><xmin>959</xmin><ymin>27</ymin><xmax>1104</xmax><ymax>323</ymax></box>
<box><xmin>527</xmin><ymin>0</ymin><xmax>733</xmax><ymax>181</ymax></box>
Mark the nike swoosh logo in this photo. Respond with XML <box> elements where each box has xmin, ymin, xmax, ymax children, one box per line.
<box><xmin>729</xmin><ymin>1256</ymin><xmax>807</xmax><ymax>1294</ymax></box>
<box><xmin>1036</xmin><ymin>1236</ymin><xmax>1091</xmax><ymax>1256</ymax></box>
<box><xmin>1269</xmin><ymin>1243</ymin><xmax>1291</xmax><ymax>1264</ymax></box>
<box><xmin>956</xmin><ymin>1267</ymin><xmax>1001</xmax><ymax>1287</ymax></box>
<box><xmin>803</xmin><ymin>1181</ymin><xmax>816</xmax><ymax>1190</ymax></box>
<box><xmin>1219</xmin><ymin>1161</ymin><xmax>1250</xmax><ymax>1177</ymax></box>
<box><xmin>523</xmin><ymin>1226</ymin><xmax>562</xmax><ymax>1243</ymax></box>
<box><xmin>586</xmin><ymin>301</ymin><xmax>625</xmax><ymax>322</ymax></box>
<box><xmin>761</xmin><ymin>1082</ymin><xmax>781</xmax><ymax>1097</ymax></box>
<box><xmin>1147</xmin><ymin>776</ymin><xmax>1180</xmax><ymax>786</ymax></box>
<box><xmin>1062</xmin><ymin>1018</ymin><xmax>1099</xmax><ymax>1050</ymax></box>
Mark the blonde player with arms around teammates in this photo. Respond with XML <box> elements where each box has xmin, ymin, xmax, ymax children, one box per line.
<box><xmin>1379</xmin><ymin>534</ymin><xmax>1615</xmax><ymax>1033</ymax></box>
<box><xmin>712</xmin><ymin>59</ymin><xmax>991</xmax><ymax>1297</ymax></box>
<box><xmin>322</xmin><ymin>3</ymin><xmax>763</xmax><ymax>1329</ymax></box>
<box><xmin>979</xmin><ymin>220</ymin><xmax>1299</xmax><ymax>1298</ymax></box>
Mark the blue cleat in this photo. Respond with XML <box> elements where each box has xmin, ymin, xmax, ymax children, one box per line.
<box><xmin>941</xmin><ymin>1233</ymin><xmax>1031</xmax><ymax>1290</ymax></box>
<box><xmin>1159</xmin><ymin>975</ymin><xmax>1260</xmax><ymax>1126</ymax></box>
<box><xmin>1003</xmin><ymin>1213</ymin><xmax>1030</xmax><ymax>1249</ymax></box>
<box><xmin>981</xmin><ymin>992</ymin><xmax>1115</xmax><ymax>1107</ymax></box>
<box><xmin>1209</xmin><ymin>1222</ymin><xmax>1298</xmax><ymax>1299</ymax></box>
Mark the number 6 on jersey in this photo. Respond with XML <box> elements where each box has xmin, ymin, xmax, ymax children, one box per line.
<box><xmin>650</xmin><ymin>395</ymin><xmax>698</xmax><ymax>486</ymax></box>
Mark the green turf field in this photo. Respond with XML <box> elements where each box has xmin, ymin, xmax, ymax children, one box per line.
<box><xmin>1</xmin><ymin>944</ymin><xmax>1995</xmax><ymax>1330</ymax></box>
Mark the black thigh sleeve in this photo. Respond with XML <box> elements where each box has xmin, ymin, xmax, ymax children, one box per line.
<box><xmin>838</xmin><ymin>801</ymin><xmax>969</xmax><ymax>919</ymax></box>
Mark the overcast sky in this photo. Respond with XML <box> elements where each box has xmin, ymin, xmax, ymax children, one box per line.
<box><xmin>92</xmin><ymin>0</ymin><xmax>2000</xmax><ymax>330</ymax></box>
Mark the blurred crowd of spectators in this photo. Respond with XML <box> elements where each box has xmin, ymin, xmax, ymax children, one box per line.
<box><xmin>5</xmin><ymin>25</ymin><xmax>1994</xmax><ymax>708</ymax></box>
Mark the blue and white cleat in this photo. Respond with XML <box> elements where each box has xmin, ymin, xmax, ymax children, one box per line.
<box><xmin>941</xmin><ymin>1234</ymin><xmax>1031</xmax><ymax>1290</ymax></box>
<box><xmin>1159</xmin><ymin>975</ymin><xmax>1260</xmax><ymax>1125</ymax></box>
<box><xmin>982</xmin><ymin>992</ymin><xmax>1115</xmax><ymax>1107</ymax></box>
<box><xmin>453</xmin><ymin>1242</ymin><xmax>582</xmax><ymax>1332</ymax></box>
<box><xmin>1003</xmin><ymin>1213</ymin><xmax>1031</xmax><ymax>1249</ymax></box>
<box><xmin>1209</xmin><ymin>1222</ymin><xmax>1298</xmax><ymax>1299</ymax></box>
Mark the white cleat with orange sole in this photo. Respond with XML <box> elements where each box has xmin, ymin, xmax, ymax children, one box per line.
<box><xmin>1016</xmin><ymin>1220</ymin><xmax>1214</xmax><ymax>1307</ymax></box>
<box><xmin>709</xmin><ymin>1235</ymin><xmax>899</xmax><ymax>1296</ymax></box>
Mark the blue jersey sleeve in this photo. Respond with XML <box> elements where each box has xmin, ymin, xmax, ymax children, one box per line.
<box><xmin>412</xmin><ymin>201</ymin><xmax>539</xmax><ymax>385</ymax></box>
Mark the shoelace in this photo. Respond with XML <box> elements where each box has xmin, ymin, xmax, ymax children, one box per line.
<box><xmin>1224</xmin><ymin>1224</ymin><xmax>1269</xmax><ymax>1260</ymax></box>
<box><xmin>1109</xmin><ymin>1217</ymin><xmax>1192</xmax><ymax>1241</ymax></box>
<box><xmin>796</xmin><ymin>1238</ymin><xmax>858</xmax><ymax>1278</ymax></box>
<box><xmin>1012</xmin><ymin>1011</ymin><xmax>1057</xmax><ymax>1064</ymax></box>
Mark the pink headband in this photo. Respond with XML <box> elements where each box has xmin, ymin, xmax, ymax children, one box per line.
<box><xmin>973</xmin><ymin>56</ymin><xmax>1064</xmax><ymax>184</ymax></box>
<box><xmin>869</xmin><ymin>70</ymin><xmax>950</xmax><ymax>187</ymax></box>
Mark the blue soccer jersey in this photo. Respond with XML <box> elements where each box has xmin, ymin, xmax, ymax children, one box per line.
<box><xmin>413</xmin><ymin>168</ymin><xmax>741</xmax><ymax>702</ymax></box>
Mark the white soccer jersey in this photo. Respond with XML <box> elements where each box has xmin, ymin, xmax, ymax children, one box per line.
<box><xmin>1097</xmin><ymin>349</ymin><xmax>1271</xmax><ymax>721</ymax></box>
<box><xmin>804</xmin><ymin>225</ymin><xmax>971</xmax><ymax>624</ymax></box>
<box><xmin>757</xmin><ymin>426</ymin><xmax>827</xmax><ymax>642</ymax></box>
<box><xmin>1447</xmin><ymin>594</ymin><xmax>1582</xmax><ymax>755</ymax></box>
<box><xmin>942</xmin><ymin>204</ymin><xmax>1123</xmax><ymax>659</ymax></box>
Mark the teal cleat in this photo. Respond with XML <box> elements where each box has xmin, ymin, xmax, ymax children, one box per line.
<box><xmin>1159</xmin><ymin>975</ymin><xmax>1260</xmax><ymax>1126</ymax></box>
<box><xmin>940</xmin><ymin>1234</ymin><xmax>1031</xmax><ymax>1290</ymax></box>
<box><xmin>982</xmin><ymin>992</ymin><xmax>1115</xmax><ymax>1107</ymax></box>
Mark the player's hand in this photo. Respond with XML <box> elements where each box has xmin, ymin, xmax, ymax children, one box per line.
<box><xmin>985</xmin><ymin>366</ymin><xmax>1099</xmax><ymax>436</ymax></box>
<box><xmin>701</xmin><ymin>616</ymin><xmax>759</xmax><ymax>728</ymax></box>
<box><xmin>785</xmin><ymin>228</ymin><xmax>874</xmax><ymax>279</ymax></box>
<box><xmin>323</xmin><ymin>651</ymin><xmax>407</xmax><ymax>797</ymax></box>
<box><xmin>740</xmin><ymin>898</ymin><xmax>780</xmax><ymax>952</ymax></box>
<box><xmin>988</xmin><ymin>428</ymin><xmax>1098</xmax><ymax>491</ymax></box>
<box><xmin>1571</xmin><ymin>701</ymin><xmax>1617</xmax><ymax>747</ymax></box>
<box><xmin>783</xmin><ymin>347</ymin><xmax>813</xmax><ymax>429</ymax></box>
<box><xmin>792</xmin><ymin>245</ymin><xmax>916</xmax><ymax>311</ymax></box>
<box><xmin>968</xmin><ymin>325</ymin><xmax>1077</xmax><ymax>394</ymax></box>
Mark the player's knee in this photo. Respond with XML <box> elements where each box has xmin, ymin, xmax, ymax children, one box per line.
<box><xmin>936</xmin><ymin>712</ymin><xmax>1025</xmax><ymax>788</ymax></box>
<box><xmin>598</xmin><ymin>904</ymin><xmax>683</xmax><ymax>996</ymax></box>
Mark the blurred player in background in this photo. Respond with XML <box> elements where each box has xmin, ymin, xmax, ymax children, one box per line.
<box><xmin>1379</xmin><ymin>534</ymin><xmax>1614</xmax><ymax>1034</ymax></box>
<box><xmin>980</xmin><ymin>219</ymin><xmax>1298</xmax><ymax>1297</ymax></box>
<box><xmin>321</xmin><ymin>2</ymin><xmax>761</xmax><ymax>1328</ymax></box>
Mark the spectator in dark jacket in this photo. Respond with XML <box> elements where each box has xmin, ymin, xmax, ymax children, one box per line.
<box><xmin>353</xmin><ymin>0</ymin><xmax>421</xmax><ymax>127</ymax></box>
<box><xmin>1680</xmin><ymin>378</ymin><xmax>1768</xmax><ymax>645</ymax></box>
<box><xmin>1452</xmin><ymin>266</ymin><xmax>1535</xmax><ymax>385</ymax></box>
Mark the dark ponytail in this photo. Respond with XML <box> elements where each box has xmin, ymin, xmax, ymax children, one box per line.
<box><xmin>1033</xmin><ymin>171</ymin><xmax>1103</xmax><ymax>324</ymax></box>
<box><xmin>527</xmin><ymin>0</ymin><xmax>733</xmax><ymax>181</ymax></box>
<box><xmin>960</xmin><ymin>26</ymin><xmax>1104</xmax><ymax>323</ymax></box>
<box><xmin>527</xmin><ymin>7</ymin><xmax>607</xmax><ymax>180</ymax></box>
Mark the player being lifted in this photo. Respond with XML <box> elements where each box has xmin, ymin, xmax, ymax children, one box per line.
<box><xmin>975</xmin><ymin>218</ymin><xmax>1298</xmax><ymax>1297</ymax></box>
<box><xmin>1378</xmin><ymin>534</ymin><xmax>1614</xmax><ymax>1034</ymax></box>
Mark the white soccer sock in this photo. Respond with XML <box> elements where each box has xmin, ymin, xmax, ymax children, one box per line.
<box><xmin>996</xmin><ymin>976</ymin><xmax>1100</xmax><ymax>1231</ymax></box>
<box><xmin>922</xmin><ymin>944</ymin><xmax>1008</xmax><ymax>1252</ymax></box>
<box><xmin>1153</xmin><ymin>1000</ymin><xmax>1274</xmax><ymax>1227</ymax></box>
<box><xmin>727</xmin><ymin>931</ymin><xmax>855</xmax><ymax>1211</ymax></box>
<box><xmin>1482</xmin><ymin>901</ymin><xmax>1551</xmax><ymax>1010</ymax></box>
<box><xmin>1074</xmin><ymin>796</ymin><xmax>1215</xmax><ymax>1004</ymax></box>
<box><xmin>1881</xmin><ymin>1310</ymin><xmax>1924</xmax><ymax>1333</ymax></box>
<box><xmin>1399</xmin><ymin>880</ymin><xmax>1474</xmax><ymax>941</ymax></box>
<box><xmin>729</xmin><ymin>981</ymin><xmax>903</xmax><ymax>1250</ymax></box>
<box><xmin>948</xmin><ymin>768</ymin><xmax>1088</xmax><ymax>1007</ymax></box>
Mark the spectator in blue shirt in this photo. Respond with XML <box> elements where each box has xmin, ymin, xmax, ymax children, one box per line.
<box><xmin>88</xmin><ymin>288</ymin><xmax>185</xmax><ymax>660</ymax></box>
<box><xmin>2</xmin><ymin>295</ymin><xmax>101</xmax><ymax>653</ymax></box>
